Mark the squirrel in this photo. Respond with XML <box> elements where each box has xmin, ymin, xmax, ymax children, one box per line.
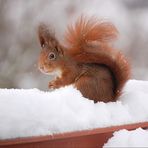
<box><xmin>38</xmin><ymin>16</ymin><xmax>130</xmax><ymax>103</ymax></box>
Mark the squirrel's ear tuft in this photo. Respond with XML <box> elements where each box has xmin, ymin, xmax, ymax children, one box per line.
<box><xmin>38</xmin><ymin>23</ymin><xmax>48</xmax><ymax>47</ymax></box>
<box><xmin>38</xmin><ymin>23</ymin><xmax>55</xmax><ymax>48</ymax></box>
<box><xmin>38</xmin><ymin>23</ymin><xmax>64</xmax><ymax>56</ymax></box>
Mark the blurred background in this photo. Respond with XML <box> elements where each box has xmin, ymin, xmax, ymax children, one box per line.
<box><xmin>0</xmin><ymin>0</ymin><xmax>148</xmax><ymax>90</ymax></box>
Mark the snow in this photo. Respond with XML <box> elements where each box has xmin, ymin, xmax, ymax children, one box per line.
<box><xmin>104</xmin><ymin>128</ymin><xmax>148</xmax><ymax>147</ymax></box>
<box><xmin>0</xmin><ymin>80</ymin><xmax>148</xmax><ymax>139</ymax></box>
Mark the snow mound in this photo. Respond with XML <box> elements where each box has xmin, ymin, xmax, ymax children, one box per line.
<box><xmin>104</xmin><ymin>128</ymin><xmax>148</xmax><ymax>147</ymax></box>
<box><xmin>0</xmin><ymin>80</ymin><xmax>148</xmax><ymax>139</ymax></box>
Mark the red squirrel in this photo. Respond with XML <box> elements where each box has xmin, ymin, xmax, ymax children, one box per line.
<box><xmin>38</xmin><ymin>16</ymin><xmax>130</xmax><ymax>103</ymax></box>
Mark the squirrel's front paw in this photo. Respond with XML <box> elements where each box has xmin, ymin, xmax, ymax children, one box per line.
<box><xmin>48</xmin><ymin>80</ymin><xmax>61</xmax><ymax>89</ymax></box>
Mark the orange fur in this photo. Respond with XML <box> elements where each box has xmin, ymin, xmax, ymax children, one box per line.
<box><xmin>65</xmin><ymin>16</ymin><xmax>118</xmax><ymax>50</ymax></box>
<box><xmin>38</xmin><ymin>16</ymin><xmax>130</xmax><ymax>102</ymax></box>
<box><xmin>65</xmin><ymin>16</ymin><xmax>130</xmax><ymax>100</ymax></box>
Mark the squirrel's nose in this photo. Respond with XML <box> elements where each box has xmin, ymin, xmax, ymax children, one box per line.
<box><xmin>38</xmin><ymin>65</ymin><xmax>45</xmax><ymax>74</ymax></box>
<box><xmin>38</xmin><ymin>62</ymin><xmax>44</xmax><ymax>70</ymax></box>
<box><xmin>38</xmin><ymin>61</ymin><xmax>44</xmax><ymax>69</ymax></box>
<box><xmin>39</xmin><ymin>65</ymin><xmax>45</xmax><ymax>71</ymax></box>
<box><xmin>39</xmin><ymin>65</ymin><xmax>44</xmax><ymax>70</ymax></box>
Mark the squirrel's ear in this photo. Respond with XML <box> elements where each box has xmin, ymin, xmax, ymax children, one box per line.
<box><xmin>38</xmin><ymin>23</ymin><xmax>64</xmax><ymax>55</ymax></box>
<box><xmin>38</xmin><ymin>23</ymin><xmax>55</xmax><ymax>48</ymax></box>
<box><xmin>38</xmin><ymin>23</ymin><xmax>48</xmax><ymax>47</ymax></box>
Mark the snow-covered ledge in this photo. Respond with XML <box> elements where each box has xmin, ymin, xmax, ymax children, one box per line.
<box><xmin>104</xmin><ymin>128</ymin><xmax>148</xmax><ymax>147</ymax></box>
<box><xmin>0</xmin><ymin>80</ymin><xmax>148</xmax><ymax>140</ymax></box>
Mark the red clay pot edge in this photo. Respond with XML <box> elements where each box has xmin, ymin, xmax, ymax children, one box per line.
<box><xmin>0</xmin><ymin>121</ymin><xmax>148</xmax><ymax>146</ymax></box>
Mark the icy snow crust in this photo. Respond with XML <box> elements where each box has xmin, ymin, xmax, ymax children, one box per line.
<box><xmin>104</xmin><ymin>128</ymin><xmax>148</xmax><ymax>147</ymax></box>
<box><xmin>0</xmin><ymin>80</ymin><xmax>148</xmax><ymax>139</ymax></box>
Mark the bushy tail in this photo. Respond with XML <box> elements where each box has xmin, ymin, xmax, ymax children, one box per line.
<box><xmin>65</xmin><ymin>16</ymin><xmax>130</xmax><ymax>100</ymax></box>
<box><xmin>65</xmin><ymin>16</ymin><xmax>118</xmax><ymax>50</ymax></box>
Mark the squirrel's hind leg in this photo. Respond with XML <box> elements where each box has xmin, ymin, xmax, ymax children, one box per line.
<box><xmin>75</xmin><ymin>75</ymin><xmax>114</xmax><ymax>103</ymax></box>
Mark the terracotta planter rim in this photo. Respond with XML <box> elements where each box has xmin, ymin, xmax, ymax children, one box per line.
<box><xmin>0</xmin><ymin>121</ymin><xmax>148</xmax><ymax>146</ymax></box>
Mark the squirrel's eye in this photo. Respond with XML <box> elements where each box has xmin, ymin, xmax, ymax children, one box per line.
<box><xmin>48</xmin><ymin>52</ymin><xmax>56</xmax><ymax>60</ymax></box>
